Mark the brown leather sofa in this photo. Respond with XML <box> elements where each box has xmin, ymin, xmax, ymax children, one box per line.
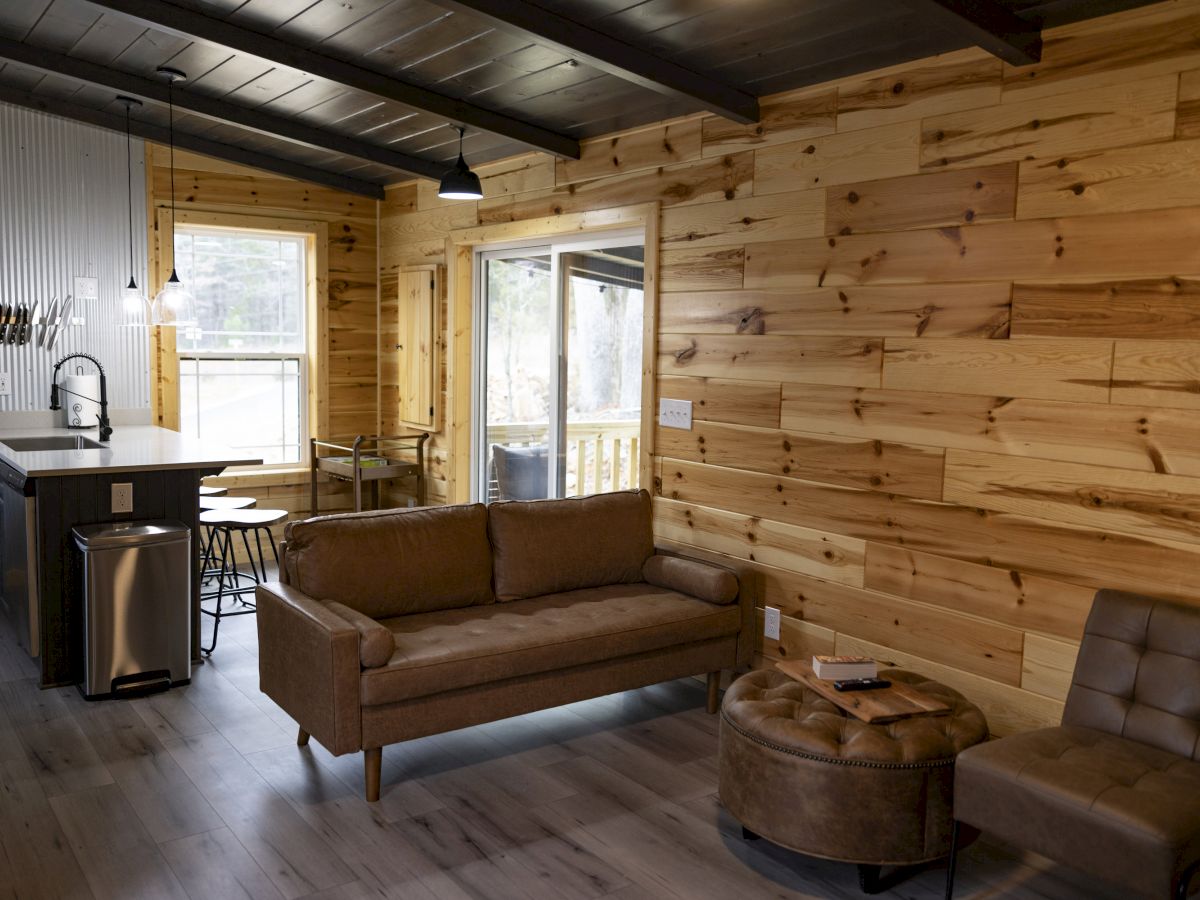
<box><xmin>947</xmin><ymin>589</ymin><xmax>1200</xmax><ymax>899</ymax></box>
<box><xmin>256</xmin><ymin>489</ymin><xmax>753</xmax><ymax>801</ymax></box>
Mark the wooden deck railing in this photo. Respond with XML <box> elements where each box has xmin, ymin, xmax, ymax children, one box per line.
<box><xmin>487</xmin><ymin>419</ymin><xmax>640</xmax><ymax>497</ymax></box>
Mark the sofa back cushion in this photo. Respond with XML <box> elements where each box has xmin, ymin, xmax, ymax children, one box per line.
<box><xmin>284</xmin><ymin>504</ymin><xmax>494</xmax><ymax>618</ymax></box>
<box><xmin>488</xmin><ymin>489</ymin><xmax>654</xmax><ymax>601</ymax></box>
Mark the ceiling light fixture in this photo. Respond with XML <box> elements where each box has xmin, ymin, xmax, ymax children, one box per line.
<box><xmin>116</xmin><ymin>95</ymin><xmax>148</xmax><ymax>324</ymax></box>
<box><xmin>437</xmin><ymin>125</ymin><xmax>482</xmax><ymax>200</ymax></box>
<box><xmin>151</xmin><ymin>66</ymin><xmax>198</xmax><ymax>329</ymax></box>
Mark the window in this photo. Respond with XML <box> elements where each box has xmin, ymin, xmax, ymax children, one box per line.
<box><xmin>174</xmin><ymin>226</ymin><xmax>309</xmax><ymax>466</ymax></box>
<box><xmin>473</xmin><ymin>231</ymin><xmax>645</xmax><ymax>502</ymax></box>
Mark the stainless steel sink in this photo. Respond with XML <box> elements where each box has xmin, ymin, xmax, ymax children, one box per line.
<box><xmin>1</xmin><ymin>435</ymin><xmax>106</xmax><ymax>452</ymax></box>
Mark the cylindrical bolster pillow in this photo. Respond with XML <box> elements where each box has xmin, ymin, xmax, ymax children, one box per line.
<box><xmin>324</xmin><ymin>601</ymin><xmax>395</xmax><ymax>668</ymax></box>
<box><xmin>643</xmin><ymin>554</ymin><xmax>738</xmax><ymax>605</ymax></box>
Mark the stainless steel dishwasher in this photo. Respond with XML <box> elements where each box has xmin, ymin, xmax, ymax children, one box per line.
<box><xmin>73</xmin><ymin>521</ymin><xmax>191</xmax><ymax>699</ymax></box>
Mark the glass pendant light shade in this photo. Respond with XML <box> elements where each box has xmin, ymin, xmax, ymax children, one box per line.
<box><xmin>121</xmin><ymin>276</ymin><xmax>148</xmax><ymax>325</ymax></box>
<box><xmin>437</xmin><ymin>126</ymin><xmax>483</xmax><ymax>200</ymax></box>
<box><xmin>152</xmin><ymin>269</ymin><xmax>197</xmax><ymax>327</ymax></box>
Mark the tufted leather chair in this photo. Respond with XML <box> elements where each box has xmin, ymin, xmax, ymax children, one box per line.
<box><xmin>947</xmin><ymin>590</ymin><xmax>1200</xmax><ymax>899</ymax></box>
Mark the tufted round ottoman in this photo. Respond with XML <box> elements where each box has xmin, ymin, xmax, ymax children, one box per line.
<box><xmin>719</xmin><ymin>668</ymin><xmax>988</xmax><ymax>893</ymax></box>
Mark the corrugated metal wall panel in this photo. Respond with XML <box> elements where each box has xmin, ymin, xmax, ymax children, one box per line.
<box><xmin>0</xmin><ymin>101</ymin><xmax>149</xmax><ymax>413</ymax></box>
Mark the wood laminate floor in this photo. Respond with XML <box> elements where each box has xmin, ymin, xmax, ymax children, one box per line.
<box><xmin>0</xmin><ymin>609</ymin><xmax>1126</xmax><ymax>900</ymax></box>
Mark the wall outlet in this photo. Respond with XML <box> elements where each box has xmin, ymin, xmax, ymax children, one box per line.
<box><xmin>658</xmin><ymin>397</ymin><xmax>693</xmax><ymax>430</ymax></box>
<box><xmin>0</xmin><ymin>373</ymin><xmax>10</xmax><ymax>396</ymax></box>
<box><xmin>111</xmin><ymin>483</ymin><xmax>133</xmax><ymax>514</ymax></box>
<box><xmin>763</xmin><ymin>605</ymin><xmax>781</xmax><ymax>641</ymax></box>
<box><xmin>73</xmin><ymin>276</ymin><xmax>99</xmax><ymax>301</ymax></box>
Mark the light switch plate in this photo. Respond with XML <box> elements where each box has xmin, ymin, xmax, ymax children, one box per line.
<box><xmin>0</xmin><ymin>373</ymin><xmax>10</xmax><ymax>396</ymax></box>
<box><xmin>111</xmin><ymin>483</ymin><xmax>133</xmax><ymax>514</ymax></box>
<box><xmin>658</xmin><ymin>398</ymin><xmax>692</xmax><ymax>430</ymax></box>
<box><xmin>73</xmin><ymin>276</ymin><xmax>99</xmax><ymax>301</ymax></box>
<box><xmin>764</xmin><ymin>606</ymin><xmax>781</xmax><ymax>641</ymax></box>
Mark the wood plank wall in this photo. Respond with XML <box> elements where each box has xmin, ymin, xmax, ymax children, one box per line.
<box><xmin>378</xmin><ymin>0</ymin><xmax>1200</xmax><ymax>734</ymax></box>
<box><xmin>149</xmin><ymin>147</ymin><xmax>378</xmax><ymax>524</ymax></box>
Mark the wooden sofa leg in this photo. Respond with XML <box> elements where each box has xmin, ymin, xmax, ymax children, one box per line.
<box><xmin>707</xmin><ymin>671</ymin><xmax>721</xmax><ymax>714</ymax></box>
<box><xmin>297</xmin><ymin>728</ymin><xmax>310</xmax><ymax>746</ymax></box>
<box><xmin>364</xmin><ymin>747</ymin><xmax>382</xmax><ymax>802</ymax></box>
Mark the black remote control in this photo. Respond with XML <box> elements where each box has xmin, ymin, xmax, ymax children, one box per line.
<box><xmin>833</xmin><ymin>678</ymin><xmax>892</xmax><ymax>692</ymax></box>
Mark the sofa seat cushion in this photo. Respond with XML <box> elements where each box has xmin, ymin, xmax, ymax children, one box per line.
<box><xmin>361</xmin><ymin>583</ymin><xmax>740</xmax><ymax>706</ymax></box>
<box><xmin>955</xmin><ymin>724</ymin><xmax>1200</xmax><ymax>897</ymax></box>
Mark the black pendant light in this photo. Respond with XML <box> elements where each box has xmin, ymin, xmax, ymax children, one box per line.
<box><xmin>151</xmin><ymin>66</ymin><xmax>197</xmax><ymax>328</ymax></box>
<box><xmin>437</xmin><ymin>126</ymin><xmax>482</xmax><ymax>200</ymax></box>
<box><xmin>116</xmin><ymin>95</ymin><xmax>148</xmax><ymax>321</ymax></box>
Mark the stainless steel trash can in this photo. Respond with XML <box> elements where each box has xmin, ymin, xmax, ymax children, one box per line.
<box><xmin>73</xmin><ymin>520</ymin><xmax>191</xmax><ymax>699</ymax></box>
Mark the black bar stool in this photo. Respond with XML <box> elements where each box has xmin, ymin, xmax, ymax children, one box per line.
<box><xmin>199</xmin><ymin>495</ymin><xmax>256</xmax><ymax>581</ymax></box>
<box><xmin>199</xmin><ymin>506</ymin><xmax>286</xmax><ymax>654</ymax></box>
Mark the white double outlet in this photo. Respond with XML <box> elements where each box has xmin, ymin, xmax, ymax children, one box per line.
<box><xmin>763</xmin><ymin>606</ymin><xmax>781</xmax><ymax>641</ymax></box>
<box><xmin>658</xmin><ymin>397</ymin><xmax>693</xmax><ymax>430</ymax></box>
<box><xmin>111</xmin><ymin>483</ymin><xmax>133</xmax><ymax>514</ymax></box>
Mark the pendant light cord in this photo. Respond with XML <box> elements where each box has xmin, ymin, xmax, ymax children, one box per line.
<box><xmin>167</xmin><ymin>75</ymin><xmax>176</xmax><ymax>274</ymax></box>
<box><xmin>124</xmin><ymin>102</ymin><xmax>135</xmax><ymax>281</ymax></box>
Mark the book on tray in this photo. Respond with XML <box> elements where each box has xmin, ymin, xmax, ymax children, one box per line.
<box><xmin>812</xmin><ymin>655</ymin><xmax>878</xmax><ymax>680</ymax></box>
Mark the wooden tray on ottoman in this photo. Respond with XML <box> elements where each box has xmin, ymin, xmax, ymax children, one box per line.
<box><xmin>776</xmin><ymin>660</ymin><xmax>951</xmax><ymax>724</ymax></box>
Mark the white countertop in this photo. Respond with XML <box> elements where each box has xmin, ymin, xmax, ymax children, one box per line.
<box><xmin>0</xmin><ymin>426</ymin><xmax>262</xmax><ymax>477</ymax></box>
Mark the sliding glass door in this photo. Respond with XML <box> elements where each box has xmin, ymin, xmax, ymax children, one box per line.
<box><xmin>474</xmin><ymin>232</ymin><xmax>645</xmax><ymax>503</ymax></box>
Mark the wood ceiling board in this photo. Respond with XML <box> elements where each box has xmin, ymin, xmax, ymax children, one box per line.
<box><xmin>436</xmin><ymin>0</ymin><xmax>758</xmax><ymax>122</ymax></box>
<box><xmin>476</xmin><ymin>64</ymin><xmax>611</xmax><ymax>110</ymax></box>
<box><xmin>0</xmin><ymin>1</ymin><xmax>55</xmax><ymax>40</ymax></box>
<box><xmin>272</xmin><ymin>0</ymin><xmax>409</xmax><ymax>49</ymax></box>
<box><xmin>639</xmin><ymin>0</ymin><xmax>845</xmax><ymax>60</ymax></box>
<box><xmin>66</xmin><ymin>12</ymin><xmax>148</xmax><ymax>64</ymax></box>
<box><xmin>125</xmin><ymin>38</ymin><xmax>231</xmax><ymax>83</ymax></box>
<box><xmin>348</xmin><ymin>10</ymin><xmax>497</xmax><ymax>76</ymax></box>
<box><xmin>185</xmin><ymin>55</ymin><xmax>285</xmax><ymax>97</ymax></box>
<box><xmin>83</xmin><ymin>0</ymin><xmax>581</xmax><ymax>158</ymax></box>
<box><xmin>745</xmin><ymin>29</ymin><xmax>965</xmax><ymax>95</ymax></box>
<box><xmin>224</xmin><ymin>0</ymin><xmax>333</xmax><ymax>33</ymax></box>
<box><xmin>394</xmin><ymin>30</ymin><xmax>535</xmax><ymax>86</ymax></box>
<box><xmin>222</xmin><ymin>65</ymin><xmax>317</xmax><ymax>107</ymax></box>
<box><xmin>25</xmin><ymin>0</ymin><xmax>103</xmax><ymax>53</ymax></box>
<box><xmin>0</xmin><ymin>63</ymin><xmax>49</xmax><ymax>91</ymax></box>
<box><xmin>0</xmin><ymin>83</ymin><xmax>387</xmax><ymax>196</ymax></box>
<box><xmin>587</xmin><ymin>0</ymin><xmax>732</xmax><ymax>42</ymax></box>
<box><xmin>315</xmin><ymin>1</ymin><xmax>456</xmax><ymax>58</ymax></box>
<box><xmin>256</xmin><ymin>78</ymin><xmax>351</xmax><ymax>116</ymax></box>
<box><xmin>0</xmin><ymin>35</ymin><xmax>448</xmax><ymax>176</ymax></box>
<box><xmin>669</xmin><ymin>0</ymin><xmax>884</xmax><ymax>74</ymax></box>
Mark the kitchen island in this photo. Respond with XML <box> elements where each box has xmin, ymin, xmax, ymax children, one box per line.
<box><xmin>0</xmin><ymin>425</ymin><xmax>260</xmax><ymax>686</ymax></box>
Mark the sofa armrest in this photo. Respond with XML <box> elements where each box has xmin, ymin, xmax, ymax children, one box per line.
<box><xmin>325</xmin><ymin>601</ymin><xmax>395</xmax><ymax>668</ymax></box>
<box><xmin>644</xmin><ymin>553</ymin><xmax>739</xmax><ymax>604</ymax></box>
<box><xmin>653</xmin><ymin>543</ymin><xmax>757</xmax><ymax>668</ymax></box>
<box><xmin>256</xmin><ymin>582</ymin><xmax>362</xmax><ymax>755</ymax></box>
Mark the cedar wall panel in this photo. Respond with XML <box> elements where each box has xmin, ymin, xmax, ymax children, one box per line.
<box><xmin>377</xmin><ymin>0</ymin><xmax>1200</xmax><ymax>734</ymax></box>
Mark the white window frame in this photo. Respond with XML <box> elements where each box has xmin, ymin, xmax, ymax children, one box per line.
<box><xmin>174</xmin><ymin>223</ymin><xmax>312</xmax><ymax>469</ymax></box>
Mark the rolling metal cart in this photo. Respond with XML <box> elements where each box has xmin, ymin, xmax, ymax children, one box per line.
<box><xmin>310</xmin><ymin>433</ymin><xmax>430</xmax><ymax>513</ymax></box>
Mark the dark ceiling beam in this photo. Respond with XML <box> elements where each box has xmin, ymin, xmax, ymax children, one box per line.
<box><xmin>0</xmin><ymin>36</ymin><xmax>445</xmax><ymax>180</ymax></box>
<box><xmin>0</xmin><ymin>86</ymin><xmax>385</xmax><ymax>199</ymax></box>
<box><xmin>433</xmin><ymin>0</ymin><xmax>759</xmax><ymax>124</ymax></box>
<box><xmin>898</xmin><ymin>0</ymin><xmax>1042</xmax><ymax>65</ymax></box>
<box><xmin>82</xmin><ymin>0</ymin><xmax>581</xmax><ymax>159</ymax></box>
